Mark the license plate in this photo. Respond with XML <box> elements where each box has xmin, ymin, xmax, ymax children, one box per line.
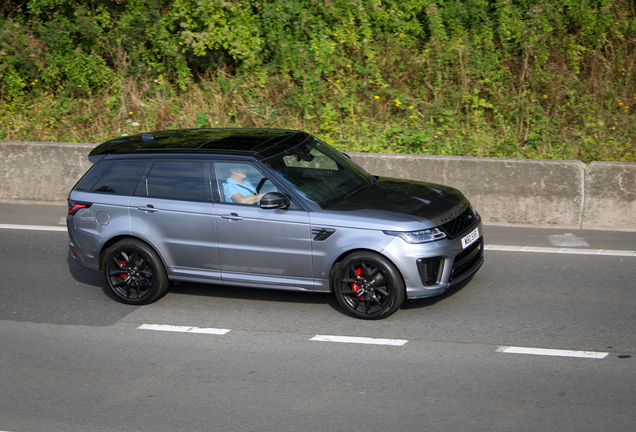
<box><xmin>461</xmin><ymin>227</ymin><xmax>480</xmax><ymax>249</ymax></box>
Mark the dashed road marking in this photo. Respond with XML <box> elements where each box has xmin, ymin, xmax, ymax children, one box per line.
<box><xmin>310</xmin><ymin>335</ymin><xmax>409</xmax><ymax>346</ymax></box>
<box><xmin>136</xmin><ymin>324</ymin><xmax>615</xmax><ymax>359</ymax></box>
<box><xmin>138</xmin><ymin>324</ymin><xmax>230</xmax><ymax>335</ymax></box>
<box><xmin>496</xmin><ymin>346</ymin><xmax>609</xmax><ymax>359</ymax></box>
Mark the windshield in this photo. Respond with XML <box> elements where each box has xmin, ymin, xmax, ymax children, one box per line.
<box><xmin>263</xmin><ymin>138</ymin><xmax>371</xmax><ymax>207</ymax></box>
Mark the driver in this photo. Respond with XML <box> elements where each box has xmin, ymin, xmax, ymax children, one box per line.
<box><xmin>224</xmin><ymin>166</ymin><xmax>266</xmax><ymax>204</ymax></box>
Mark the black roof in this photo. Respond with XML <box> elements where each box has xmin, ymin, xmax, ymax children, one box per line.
<box><xmin>88</xmin><ymin>128</ymin><xmax>312</xmax><ymax>162</ymax></box>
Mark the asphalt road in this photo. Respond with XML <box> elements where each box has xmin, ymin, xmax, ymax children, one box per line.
<box><xmin>0</xmin><ymin>203</ymin><xmax>635</xmax><ymax>432</ymax></box>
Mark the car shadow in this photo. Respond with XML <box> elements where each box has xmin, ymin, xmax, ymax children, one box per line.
<box><xmin>67</xmin><ymin>251</ymin><xmax>124</xmax><ymax>301</ymax></box>
<box><xmin>167</xmin><ymin>280</ymin><xmax>338</xmax><ymax>305</ymax></box>
<box><xmin>66</xmin><ymin>251</ymin><xmax>103</xmax><ymax>288</ymax></box>
<box><xmin>167</xmin><ymin>279</ymin><xmax>469</xmax><ymax>317</ymax></box>
<box><xmin>67</xmin><ymin>250</ymin><xmax>469</xmax><ymax>317</ymax></box>
<box><xmin>400</xmin><ymin>276</ymin><xmax>474</xmax><ymax>311</ymax></box>
<box><xmin>66</xmin><ymin>251</ymin><xmax>342</xmax><ymax>309</ymax></box>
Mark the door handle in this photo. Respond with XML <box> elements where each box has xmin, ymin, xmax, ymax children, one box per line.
<box><xmin>222</xmin><ymin>213</ymin><xmax>243</xmax><ymax>221</ymax></box>
<box><xmin>137</xmin><ymin>205</ymin><xmax>158</xmax><ymax>213</ymax></box>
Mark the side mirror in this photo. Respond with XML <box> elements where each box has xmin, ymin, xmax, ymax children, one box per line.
<box><xmin>260</xmin><ymin>192</ymin><xmax>290</xmax><ymax>210</ymax></box>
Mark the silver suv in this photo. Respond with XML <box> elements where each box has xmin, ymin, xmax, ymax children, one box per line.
<box><xmin>67</xmin><ymin>128</ymin><xmax>483</xmax><ymax>319</ymax></box>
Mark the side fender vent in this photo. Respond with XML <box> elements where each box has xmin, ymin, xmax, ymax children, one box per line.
<box><xmin>312</xmin><ymin>228</ymin><xmax>336</xmax><ymax>241</ymax></box>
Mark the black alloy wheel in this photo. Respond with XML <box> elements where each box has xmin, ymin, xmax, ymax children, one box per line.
<box><xmin>102</xmin><ymin>239</ymin><xmax>169</xmax><ymax>305</ymax></box>
<box><xmin>333</xmin><ymin>251</ymin><xmax>405</xmax><ymax>319</ymax></box>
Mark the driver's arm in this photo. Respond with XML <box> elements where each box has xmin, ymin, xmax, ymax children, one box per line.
<box><xmin>230</xmin><ymin>192</ymin><xmax>265</xmax><ymax>204</ymax></box>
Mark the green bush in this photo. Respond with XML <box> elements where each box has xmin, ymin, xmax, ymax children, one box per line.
<box><xmin>0</xmin><ymin>0</ymin><xmax>634</xmax><ymax>162</ymax></box>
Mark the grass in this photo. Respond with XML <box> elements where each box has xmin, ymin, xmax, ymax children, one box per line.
<box><xmin>1</xmin><ymin>51</ymin><xmax>634</xmax><ymax>163</ymax></box>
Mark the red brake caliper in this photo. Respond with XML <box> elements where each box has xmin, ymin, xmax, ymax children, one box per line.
<box><xmin>119</xmin><ymin>260</ymin><xmax>127</xmax><ymax>279</ymax></box>
<box><xmin>351</xmin><ymin>267</ymin><xmax>364</xmax><ymax>298</ymax></box>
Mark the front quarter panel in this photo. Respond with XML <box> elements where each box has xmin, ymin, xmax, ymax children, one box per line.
<box><xmin>308</xmin><ymin>214</ymin><xmax>393</xmax><ymax>291</ymax></box>
<box><xmin>308</xmin><ymin>211</ymin><xmax>483</xmax><ymax>297</ymax></box>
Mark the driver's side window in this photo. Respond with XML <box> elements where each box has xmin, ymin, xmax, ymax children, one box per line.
<box><xmin>215</xmin><ymin>162</ymin><xmax>275</xmax><ymax>205</ymax></box>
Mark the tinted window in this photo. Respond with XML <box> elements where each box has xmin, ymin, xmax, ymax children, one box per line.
<box><xmin>90</xmin><ymin>160</ymin><xmax>147</xmax><ymax>195</ymax></box>
<box><xmin>144</xmin><ymin>161</ymin><xmax>205</xmax><ymax>201</ymax></box>
<box><xmin>75</xmin><ymin>160</ymin><xmax>113</xmax><ymax>191</ymax></box>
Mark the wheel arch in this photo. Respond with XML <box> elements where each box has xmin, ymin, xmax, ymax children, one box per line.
<box><xmin>328</xmin><ymin>247</ymin><xmax>405</xmax><ymax>294</ymax></box>
<box><xmin>98</xmin><ymin>235</ymin><xmax>167</xmax><ymax>273</ymax></box>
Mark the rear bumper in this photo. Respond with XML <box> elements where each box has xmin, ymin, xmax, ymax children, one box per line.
<box><xmin>67</xmin><ymin>215</ymin><xmax>101</xmax><ymax>272</ymax></box>
<box><xmin>68</xmin><ymin>240</ymin><xmax>100</xmax><ymax>272</ymax></box>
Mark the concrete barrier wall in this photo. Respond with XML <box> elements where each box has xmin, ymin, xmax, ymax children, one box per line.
<box><xmin>582</xmin><ymin>161</ymin><xmax>636</xmax><ymax>231</ymax></box>
<box><xmin>350</xmin><ymin>154</ymin><xmax>587</xmax><ymax>229</ymax></box>
<box><xmin>1</xmin><ymin>141</ymin><xmax>635</xmax><ymax>231</ymax></box>
<box><xmin>0</xmin><ymin>142</ymin><xmax>94</xmax><ymax>202</ymax></box>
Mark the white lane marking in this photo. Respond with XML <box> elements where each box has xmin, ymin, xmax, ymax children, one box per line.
<box><xmin>0</xmin><ymin>223</ymin><xmax>67</xmax><ymax>232</ymax></box>
<box><xmin>138</xmin><ymin>324</ymin><xmax>230</xmax><ymax>335</ymax></box>
<box><xmin>485</xmin><ymin>244</ymin><xmax>636</xmax><ymax>257</ymax></box>
<box><xmin>310</xmin><ymin>335</ymin><xmax>408</xmax><ymax>346</ymax></box>
<box><xmin>136</xmin><ymin>326</ymin><xmax>612</xmax><ymax>359</ymax></box>
<box><xmin>549</xmin><ymin>233</ymin><xmax>589</xmax><ymax>247</ymax></box>
<box><xmin>497</xmin><ymin>346</ymin><xmax>609</xmax><ymax>359</ymax></box>
<box><xmin>1</xmin><ymin>222</ymin><xmax>633</xmax><ymax>258</ymax></box>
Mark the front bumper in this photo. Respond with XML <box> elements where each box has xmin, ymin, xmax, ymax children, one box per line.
<box><xmin>383</xmin><ymin>221</ymin><xmax>484</xmax><ymax>300</ymax></box>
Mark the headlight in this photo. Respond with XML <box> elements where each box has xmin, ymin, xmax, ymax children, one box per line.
<box><xmin>383</xmin><ymin>227</ymin><xmax>447</xmax><ymax>244</ymax></box>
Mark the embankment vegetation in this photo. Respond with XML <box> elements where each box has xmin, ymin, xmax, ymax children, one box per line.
<box><xmin>1</xmin><ymin>0</ymin><xmax>635</xmax><ymax>161</ymax></box>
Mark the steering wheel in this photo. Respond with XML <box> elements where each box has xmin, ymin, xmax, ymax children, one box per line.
<box><xmin>256</xmin><ymin>177</ymin><xmax>268</xmax><ymax>193</ymax></box>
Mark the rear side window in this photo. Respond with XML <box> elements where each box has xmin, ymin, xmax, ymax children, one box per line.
<box><xmin>141</xmin><ymin>161</ymin><xmax>206</xmax><ymax>201</ymax></box>
<box><xmin>75</xmin><ymin>160</ymin><xmax>114</xmax><ymax>191</ymax></box>
<box><xmin>77</xmin><ymin>160</ymin><xmax>147</xmax><ymax>195</ymax></box>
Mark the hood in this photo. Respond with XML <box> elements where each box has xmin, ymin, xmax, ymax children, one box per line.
<box><xmin>323</xmin><ymin>177</ymin><xmax>470</xmax><ymax>227</ymax></box>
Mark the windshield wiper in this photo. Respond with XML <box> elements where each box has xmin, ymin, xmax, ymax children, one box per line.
<box><xmin>343</xmin><ymin>176</ymin><xmax>373</xmax><ymax>200</ymax></box>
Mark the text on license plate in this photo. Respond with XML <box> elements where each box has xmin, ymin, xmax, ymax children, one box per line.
<box><xmin>461</xmin><ymin>227</ymin><xmax>480</xmax><ymax>249</ymax></box>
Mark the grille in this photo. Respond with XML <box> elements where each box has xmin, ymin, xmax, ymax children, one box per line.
<box><xmin>450</xmin><ymin>238</ymin><xmax>483</xmax><ymax>282</ymax></box>
<box><xmin>440</xmin><ymin>207</ymin><xmax>478</xmax><ymax>238</ymax></box>
<box><xmin>417</xmin><ymin>257</ymin><xmax>443</xmax><ymax>286</ymax></box>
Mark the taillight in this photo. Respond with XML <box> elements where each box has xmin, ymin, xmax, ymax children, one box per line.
<box><xmin>68</xmin><ymin>201</ymin><xmax>92</xmax><ymax>215</ymax></box>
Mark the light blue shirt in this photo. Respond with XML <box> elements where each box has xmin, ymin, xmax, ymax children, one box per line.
<box><xmin>224</xmin><ymin>178</ymin><xmax>257</xmax><ymax>203</ymax></box>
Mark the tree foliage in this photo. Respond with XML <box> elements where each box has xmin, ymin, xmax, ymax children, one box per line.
<box><xmin>1</xmin><ymin>0</ymin><xmax>635</xmax><ymax>161</ymax></box>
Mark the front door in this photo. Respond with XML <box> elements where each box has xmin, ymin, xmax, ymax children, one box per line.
<box><xmin>213</xmin><ymin>161</ymin><xmax>313</xmax><ymax>290</ymax></box>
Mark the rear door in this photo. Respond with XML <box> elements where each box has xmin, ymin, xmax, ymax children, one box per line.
<box><xmin>129</xmin><ymin>159</ymin><xmax>220</xmax><ymax>283</ymax></box>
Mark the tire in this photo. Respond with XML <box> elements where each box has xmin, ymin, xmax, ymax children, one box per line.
<box><xmin>333</xmin><ymin>251</ymin><xmax>405</xmax><ymax>319</ymax></box>
<box><xmin>102</xmin><ymin>239</ymin><xmax>169</xmax><ymax>305</ymax></box>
